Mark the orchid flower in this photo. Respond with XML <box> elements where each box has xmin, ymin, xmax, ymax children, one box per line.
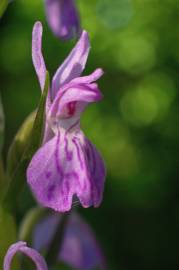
<box><xmin>27</xmin><ymin>21</ymin><xmax>106</xmax><ymax>212</ymax></box>
<box><xmin>3</xmin><ymin>214</ymin><xmax>106</xmax><ymax>270</ymax></box>
<box><xmin>3</xmin><ymin>241</ymin><xmax>48</xmax><ymax>270</ymax></box>
<box><xmin>45</xmin><ymin>0</ymin><xmax>81</xmax><ymax>40</ymax></box>
<box><xmin>33</xmin><ymin>212</ymin><xmax>107</xmax><ymax>270</ymax></box>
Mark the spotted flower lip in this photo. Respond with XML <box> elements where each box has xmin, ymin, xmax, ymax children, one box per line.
<box><xmin>33</xmin><ymin>212</ymin><xmax>107</xmax><ymax>270</ymax></box>
<box><xmin>3</xmin><ymin>241</ymin><xmax>48</xmax><ymax>270</ymax></box>
<box><xmin>45</xmin><ymin>0</ymin><xmax>81</xmax><ymax>40</ymax></box>
<box><xmin>27</xmin><ymin>21</ymin><xmax>106</xmax><ymax>212</ymax></box>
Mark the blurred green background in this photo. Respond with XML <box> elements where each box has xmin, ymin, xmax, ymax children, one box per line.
<box><xmin>1</xmin><ymin>0</ymin><xmax>179</xmax><ymax>269</ymax></box>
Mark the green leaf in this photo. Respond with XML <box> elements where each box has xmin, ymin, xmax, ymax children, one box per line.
<box><xmin>7</xmin><ymin>111</ymin><xmax>36</xmax><ymax>177</ymax></box>
<box><xmin>0</xmin><ymin>95</ymin><xmax>4</xmax><ymax>153</ymax></box>
<box><xmin>19</xmin><ymin>207</ymin><xmax>48</xmax><ymax>243</ymax></box>
<box><xmin>0</xmin><ymin>0</ymin><xmax>8</xmax><ymax>18</ymax></box>
<box><xmin>0</xmin><ymin>158</ymin><xmax>5</xmax><ymax>198</ymax></box>
<box><xmin>0</xmin><ymin>96</ymin><xmax>5</xmax><ymax>197</ymax></box>
<box><xmin>0</xmin><ymin>206</ymin><xmax>19</xmax><ymax>270</ymax></box>
<box><xmin>54</xmin><ymin>263</ymin><xmax>73</xmax><ymax>270</ymax></box>
<box><xmin>3</xmin><ymin>72</ymin><xmax>50</xmax><ymax>209</ymax></box>
<box><xmin>23</xmin><ymin>71</ymin><xmax>50</xmax><ymax>159</ymax></box>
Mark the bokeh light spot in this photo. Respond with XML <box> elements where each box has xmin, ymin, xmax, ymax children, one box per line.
<box><xmin>0</xmin><ymin>31</ymin><xmax>29</xmax><ymax>74</ymax></box>
<box><xmin>96</xmin><ymin>0</ymin><xmax>133</xmax><ymax>29</ymax></box>
<box><xmin>117</xmin><ymin>34</ymin><xmax>156</xmax><ymax>74</ymax></box>
<box><xmin>120</xmin><ymin>72</ymin><xmax>176</xmax><ymax>126</ymax></box>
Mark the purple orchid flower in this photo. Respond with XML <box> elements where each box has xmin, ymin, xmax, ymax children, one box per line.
<box><xmin>27</xmin><ymin>21</ymin><xmax>106</xmax><ymax>212</ymax></box>
<box><xmin>3</xmin><ymin>241</ymin><xmax>48</xmax><ymax>270</ymax></box>
<box><xmin>33</xmin><ymin>212</ymin><xmax>107</xmax><ymax>270</ymax></box>
<box><xmin>3</xmin><ymin>214</ymin><xmax>106</xmax><ymax>270</ymax></box>
<box><xmin>45</xmin><ymin>0</ymin><xmax>81</xmax><ymax>40</ymax></box>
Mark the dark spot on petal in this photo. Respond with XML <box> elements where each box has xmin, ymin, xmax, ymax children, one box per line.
<box><xmin>86</xmin><ymin>148</ymin><xmax>90</xmax><ymax>160</ymax></box>
<box><xmin>45</xmin><ymin>171</ymin><xmax>52</xmax><ymax>179</ymax></box>
<box><xmin>47</xmin><ymin>184</ymin><xmax>56</xmax><ymax>200</ymax></box>
<box><xmin>67</xmin><ymin>101</ymin><xmax>76</xmax><ymax>116</ymax></box>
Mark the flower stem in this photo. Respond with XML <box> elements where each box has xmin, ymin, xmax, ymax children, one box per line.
<box><xmin>45</xmin><ymin>212</ymin><xmax>70</xmax><ymax>268</ymax></box>
<box><xmin>0</xmin><ymin>157</ymin><xmax>4</xmax><ymax>185</ymax></box>
<box><xmin>19</xmin><ymin>207</ymin><xmax>48</xmax><ymax>243</ymax></box>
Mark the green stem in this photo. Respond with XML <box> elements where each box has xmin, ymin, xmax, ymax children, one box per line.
<box><xmin>0</xmin><ymin>157</ymin><xmax>6</xmax><ymax>198</ymax></box>
<box><xmin>19</xmin><ymin>207</ymin><xmax>49</xmax><ymax>243</ymax></box>
<box><xmin>0</xmin><ymin>0</ymin><xmax>8</xmax><ymax>17</ymax></box>
<box><xmin>45</xmin><ymin>212</ymin><xmax>70</xmax><ymax>268</ymax></box>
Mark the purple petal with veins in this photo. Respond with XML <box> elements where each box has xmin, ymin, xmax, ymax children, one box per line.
<box><xmin>27</xmin><ymin>129</ymin><xmax>106</xmax><ymax>212</ymax></box>
<box><xmin>49</xmin><ymin>81</ymin><xmax>103</xmax><ymax>120</ymax></box>
<box><xmin>48</xmin><ymin>68</ymin><xmax>104</xmax><ymax>123</ymax></box>
<box><xmin>51</xmin><ymin>30</ymin><xmax>90</xmax><ymax>99</ymax></box>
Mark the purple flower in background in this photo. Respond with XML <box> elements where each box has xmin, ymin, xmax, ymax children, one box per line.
<box><xmin>3</xmin><ymin>241</ymin><xmax>48</xmax><ymax>270</ymax></box>
<box><xmin>45</xmin><ymin>0</ymin><xmax>81</xmax><ymax>40</ymax></box>
<box><xmin>3</xmin><ymin>214</ymin><xmax>106</xmax><ymax>270</ymax></box>
<box><xmin>27</xmin><ymin>22</ymin><xmax>106</xmax><ymax>212</ymax></box>
<box><xmin>33</xmin><ymin>212</ymin><xmax>107</xmax><ymax>270</ymax></box>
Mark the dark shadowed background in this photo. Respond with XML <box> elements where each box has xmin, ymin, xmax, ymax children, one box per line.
<box><xmin>1</xmin><ymin>0</ymin><xmax>179</xmax><ymax>269</ymax></box>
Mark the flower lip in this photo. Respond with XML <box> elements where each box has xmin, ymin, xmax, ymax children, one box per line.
<box><xmin>27</xmin><ymin>129</ymin><xmax>106</xmax><ymax>212</ymax></box>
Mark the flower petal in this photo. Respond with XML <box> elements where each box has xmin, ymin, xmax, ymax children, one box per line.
<box><xmin>32</xmin><ymin>213</ymin><xmax>107</xmax><ymax>270</ymax></box>
<box><xmin>51</xmin><ymin>30</ymin><xmax>90</xmax><ymax>99</ymax></box>
<box><xmin>3</xmin><ymin>241</ymin><xmax>48</xmax><ymax>270</ymax></box>
<box><xmin>27</xmin><ymin>134</ymin><xmax>74</xmax><ymax>212</ymax></box>
<box><xmin>45</xmin><ymin>0</ymin><xmax>81</xmax><ymax>40</ymax></box>
<box><xmin>79</xmin><ymin>138</ymin><xmax>106</xmax><ymax>208</ymax></box>
<box><xmin>49</xmin><ymin>68</ymin><xmax>104</xmax><ymax>120</ymax></box>
<box><xmin>70</xmin><ymin>68</ymin><xmax>104</xmax><ymax>85</ymax></box>
<box><xmin>32</xmin><ymin>21</ymin><xmax>47</xmax><ymax>92</ymax></box>
<box><xmin>49</xmin><ymin>82</ymin><xmax>103</xmax><ymax>119</ymax></box>
<box><xmin>27</xmin><ymin>130</ymin><xmax>105</xmax><ymax>212</ymax></box>
<box><xmin>42</xmin><ymin>122</ymin><xmax>54</xmax><ymax>144</ymax></box>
